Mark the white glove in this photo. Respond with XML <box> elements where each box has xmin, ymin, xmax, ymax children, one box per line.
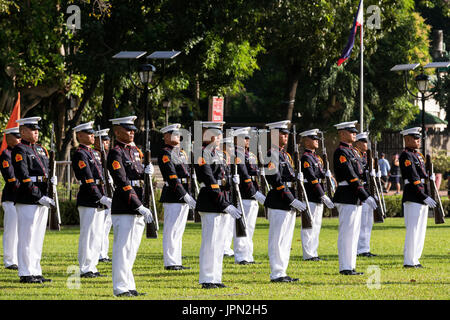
<box><xmin>224</xmin><ymin>205</ymin><xmax>242</xmax><ymax>219</ymax></box>
<box><xmin>260</xmin><ymin>167</ymin><xmax>266</xmax><ymax>176</ymax></box>
<box><xmin>137</xmin><ymin>205</ymin><xmax>154</xmax><ymax>223</ymax></box>
<box><xmin>364</xmin><ymin>196</ymin><xmax>378</xmax><ymax>210</ymax></box>
<box><xmin>321</xmin><ymin>195</ymin><xmax>335</xmax><ymax>209</ymax></box>
<box><xmin>370</xmin><ymin>169</ymin><xmax>376</xmax><ymax>177</ymax></box>
<box><xmin>424</xmin><ymin>196</ymin><xmax>437</xmax><ymax>208</ymax></box>
<box><xmin>290</xmin><ymin>199</ymin><xmax>307</xmax><ymax>212</ymax></box>
<box><xmin>253</xmin><ymin>191</ymin><xmax>266</xmax><ymax>205</ymax></box>
<box><xmin>144</xmin><ymin>163</ymin><xmax>154</xmax><ymax>175</ymax></box>
<box><xmin>325</xmin><ymin>170</ymin><xmax>332</xmax><ymax>178</ymax></box>
<box><xmin>108</xmin><ymin>176</ymin><xmax>114</xmax><ymax>186</ymax></box>
<box><xmin>38</xmin><ymin>196</ymin><xmax>55</xmax><ymax>208</ymax></box>
<box><xmin>99</xmin><ymin>196</ymin><xmax>112</xmax><ymax>208</ymax></box>
<box><xmin>232</xmin><ymin>174</ymin><xmax>240</xmax><ymax>185</ymax></box>
<box><xmin>297</xmin><ymin>171</ymin><xmax>304</xmax><ymax>182</ymax></box>
<box><xmin>429</xmin><ymin>173</ymin><xmax>436</xmax><ymax>182</ymax></box>
<box><xmin>376</xmin><ymin>171</ymin><xmax>382</xmax><ymax>178</ymax></box>
<box><xmin>183</xmin><ymin>193</ymin><xmax>197</xmax><ymax>209</ymax></box>
<box><xmin>50</xmin><ymin>176</ymin><xmax>57</xmax><ymax>185</ymax></box>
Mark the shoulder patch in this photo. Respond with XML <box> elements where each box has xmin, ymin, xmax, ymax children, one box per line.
<box><xmin>78</xmin><ymin>160</ymin><xmax>87</xmax><ymax>169</ymax></box>
<box><xmin>2</xmin><ymin>160</ymin><xmax>9</xmax><ymax>168</ymax></box>
<box><xmin>303</xmin><ymin>161</ymin><xmax>310</xmax><ymax>168</ymax></box>
<box><xmin>268</xmin><ymin>161</ymin><xmax>276</xmax><ymax>170</ymax></box>
<box><xmin>112</xmin><ymin>160</ymin><xmax>121</xmax><ymax>170</ymax></box>
<box><xmin>198</xmin><ymin>157</ymin><xmax>206</xmax><ymax>166</ymax></box>
<box><xmin>235</xmin><ymin>157</ymin><xmax>242</xmax><ymax>164</ymax></box>
<box><xmin>15</xmin><ymin>154</ymin><xmax>23</xmax><ymax>162</ymax></box>
<box><xmin>404</xmin><ymin>159</ymin><xmax>411</xmax><ymax>167</ymax></box>
<box><xmin>162</xmin><ymin>155</ymin><xmax>170</xmax><ymax>163</ymax></box>
<box><xmin>339</xmin><ymin>155</ymin><xmax>347</xmax><ymax>163</ymax></box>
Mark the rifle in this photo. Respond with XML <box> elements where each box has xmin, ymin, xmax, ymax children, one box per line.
<box><xmin>190</xmin><ymin>128</ymin><xmax>201</xmax><ymax>223</ymax></box>
<box><xmin>48</xmin><ymin>124</ymin><xmax>61</xmax><ymax>231</ymax></box>
<box><xmin>426</xmin><ymin>154</ymin><xmax>445</xmax><ymax>224</ymax></box>
<box><xmin>233</xmin><ymin>150</ymin><xmax>247</xmax><ymax>238</ymax></box>
<box><xmin>292</xmin><ymin>125</ymin><xmax>313</xmax><ymax>229</ymax></box>
<box><xmin>257</xmin><ymin>129</ymin><xmax>270</xmax><ymax>219</ymax></box>
<box><xmin>144</xmin><ymin>120</ymin><xmax>159</xmax><ymax>238</ymax></box>
<box><xmin>373</xmin><ymin>142</ymin><xmax>387</xmax><ymax>217</ymax></box>
<box><xmin>97</xmin><ymin>126</ymin><xmax>114</xmax><ymax>198</ymax></box>
<box><xmin>367</xmin><ymin>149</ymin><xmax>385</xmax><ymax>223</ymax></box>
<box><xmin>319</xmin><ymin>131</ymin><xmax>339</xmax><ymax>217</ymax></box>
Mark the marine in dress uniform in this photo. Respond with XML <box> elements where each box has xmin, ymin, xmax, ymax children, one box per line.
<box><xmin>194</xmin><ymin>121</ymin><xmax>242</xmax><ymax>289</ymax></box>
<box><xmin>399</xmin><ymin>127</ymin><xmax>437</xmax><ymax>268</ymax></box>
<box><xmin>72</xmin><ymin>122</ymin><xmax>112</xmax><ymax>278</ymax></box>
<box><xmin>1</xmin><ymin>127</ymin><xmax>21</xmax><ymax>270</ymax></box>
<box><xmin>332</xmin><ymin>121</ymin><xmax>377</xmax><ymax>275</ymax></box>
<box><xmin>94</xmin><ymin>128</ymin><xmax>114</xmax><ymax>263</ymax></box>
<box><xmin>221</xmin><ymin>136</ymin><xmax>236</xmax><ymax>258</ymax></box>
<box><xmin>354</xmin><ymin>132</ymin><xmax>377</xmax><ymax>258</ymax></box>
<box><xmin>107</xmin><ymin>116</ymin><xmax>154</xmax><ymax>297</ymax></box>
<box><xmin>299</xmin><ymin>129</ymin><xmax>335</xmax><ymax>261</ymax></box>
<box><xmin>264</xmin><ymin>120</ymin><xmax>306</xmax><ymax>283</ymax></box>
<box><xmin>158</xmin><ymin>123</ymin><xmax>195</xmax><ymax>270</ymax></box>
<box><xmin>12</xmin><ymin>117</ymin><xmax>55</xmax><ymax>283</ymax></box>
<box><xmin>231</xmin><ymin>127</ymin><xmax>266</xmax><ymax>265</ymax></box>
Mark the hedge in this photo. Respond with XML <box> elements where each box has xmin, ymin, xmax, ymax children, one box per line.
<box><xmin>0</xmin><ymin>195</ymin><xmax>448</xmax><ymax>227</ymax></box>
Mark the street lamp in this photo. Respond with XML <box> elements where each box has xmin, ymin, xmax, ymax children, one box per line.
<box><xmin>390</xmin><ymin>61</ymin><xmax>450</xmax><ymax>156</ymax></box>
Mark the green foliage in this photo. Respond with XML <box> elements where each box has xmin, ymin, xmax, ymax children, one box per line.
<box><xmin>431</xmin><ymin>149</ymin><xmax>450</xmax><ymax>173</ymax></box>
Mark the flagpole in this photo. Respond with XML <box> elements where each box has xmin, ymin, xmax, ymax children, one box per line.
<box><xmin>360</xmin><ymin>0</ymin><xmax>364</xmax><ymax>133</ymax></box>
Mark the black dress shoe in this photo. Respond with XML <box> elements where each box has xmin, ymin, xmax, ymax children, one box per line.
<box><xmin>129</xmin><ymin>290</ymin><xmax>146</xmax><ymax>296</ymax></box>
<box><xmin>5</xmin><ymin>264</ymin><xmax>18</xmax><ymax>270</ymax></box>
<box><xmin>115</xmin><ymin>291</ymin><xmax>133</xmax><ymax>297</ymax></box>
<box><xmin>403</xmin><ymin>265</ymin><xmax>416</xmax><ymax>268</ymax></box>
<box><xmin>238</xmin><ymin>260</ymin><xmax>250</xmax><ymax>265</ymax></box>
<box><xmin>178</xmin><ymin>265</ymin><xmax>191</xmax><ymax>270</ymax></box>
<box><xmin>165</xmin><ymin>265</ymin><xmax>185</xmax><ymax>270</ymax></box>
<box><xmin>415</xmin><ymin>264</ymin><xmax>424</xmax><ymax>268</ymax></box>
<box><xmin>368</xmin><ymin>252</ymin><xmax>377</xmax><ymax>257</ymax></box>
<box><xmin>80</xmin><ymin>271</ymin><xmax>96</xmax><ymax>278</ymax></box>
<box><xmin>357</xmin><ymin>252</ymin><xmax>371</xmax><ymax>257</ymax></box>
<box><xmin>340</xmin><ymin>270</ymin><xmax>363</xmax><ymax>275</ymax></box>
<box><xmin>214</xmin><ymin>283</ymin><xmax>228</xmax><ymax>288</ymax></box>
<box><xmin>271</xmin><ymin>276</ymin><xmax>293</xmax><ymax>283</ymax></box>
<box><xmin>20</xmin><ymin>276</ymin><xmax>42</xmax><ymax>284</ymax></box>
<box><xmin>284</xmin><ymin>276</ymin><xmax>299</xmax><ymax>282</ymax></box>
<box><xmin>98</xmin><ymin>258</ymin><xmax>112</xmax><ymax>263</ymax></box>
<box><xmin>94</xmin><ymin>272</ymin><xmax>106</xmax><ymax>277</ymax></box>
<box><xmin>34</xmin><ymin>275</ymin><xmax>52</xmax><ymax>282</ymax></box>
<box><xmin>223</xmin><ymin>253</ymin><xmax>234</xmax><ymax>257</ymax></box>
<box><xmin>201</xmin><ymin>283</ymin><xmax>218</xmax><ymax>289</ymax></box>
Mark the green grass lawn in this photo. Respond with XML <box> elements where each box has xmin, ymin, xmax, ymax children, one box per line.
<box><xmin>0</xmin><ymin>217</ymin><xmax>449</xmax><ymax>300</ymax></box>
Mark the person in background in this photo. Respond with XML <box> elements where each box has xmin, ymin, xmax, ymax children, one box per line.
<box><xmin>386</xmin><ymin>153</ymin><xmax>401</xmax><ymax>194</ymax></box>
<box><xmin>378</xmin><ymin>153</ymin><xmax>390</xmax><ymax>192</ymax></box>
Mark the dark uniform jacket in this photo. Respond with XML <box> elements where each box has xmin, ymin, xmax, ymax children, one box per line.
<box><xmin>0</xmin><ymin>146</ymin><xmax>20</xmax><ymax>202</ymax></box>
<box><xmin>301</xmin><ymin>149</ymin><xmax>326</xmax><ymax>203</ymax></box>
<box><xmin>11</xmin><ymin>139</ymin><xmax>49</xmax><ymax>205</ymax></box>
<box><xmin>72</xmin><ymin>144</ymin><xmax>105</xmax><ymax>208</ymax></box>
<box><xmin>332</xmin><ymin>142</ymin><xmax>369</xmax><ymax>205</ymax></box>
<box><xmin>158</xmin><ymin>144</ymin><xmax>190</xmax><ymax>203</ymax></box>
<box><xmin>399</xmin><ymin>147</ymin><xmax>429</xmax><ymax>204</ymax></box>
<box><xmin>235</xmin><ymin>147</ymin><xmax>259</xmax><ymax>200</ymax></box>
<box><xmin>107</xmin><ymin>140</ymin><xmax>145</xmax><ymax>215</ymax></box>
<box><xmin>194</xmin><ymin>144</ymin><xmax>232</xmax><ymax>213</ymax></box>
<box><xmin>264</xmin><ymin>146</ymin><xmax>296</xmax><ymax>210</ymax></box>
<box><xmin>354</xmin><ymin>147</ymin><xmax>370</xmax><ymax>194</ymax></box>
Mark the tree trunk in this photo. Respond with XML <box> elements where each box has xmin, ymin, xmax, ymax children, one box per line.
<box><xmin>101</xmin><ymin>72</ymin><xmax>116</xmax><ymax>130</ymax></box>
<box><xmin>285</xmin><ymin>70</ymin><xmax>300</xmax><ymax>122</ymax></box>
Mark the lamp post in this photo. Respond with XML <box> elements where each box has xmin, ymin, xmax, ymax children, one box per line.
<box><xmin>390</xmin><ymin>61</ymin><xmax>450</xmax><ymax>156</ymax></box>
<box><xmin>162</xmin><ymin>98</ymin><xmax>171</xmax><ymax>126</ymax></box>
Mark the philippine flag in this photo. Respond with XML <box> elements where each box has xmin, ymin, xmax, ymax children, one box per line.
<box><xmin>337</xmin><ymin>0</ymin><xmax>363</xmax><ymax>66</ymax></box>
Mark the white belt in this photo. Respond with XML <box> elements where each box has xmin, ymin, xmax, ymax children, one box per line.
<box><xmin>338</xmin><ymin>181</ymin><xmax>349</xmax><ymax>186</ymax></box>
<box><xmin>285</xmin><ymin>182</ymin><xmax>293</xmax><ymax>187</ymax></box>
<box><xmin>130</xmin><ymin>180</ymin><xmax>143</xmax><ymax>187</ymax></box>
<box><xmin>405</xmin><ymin>179</ymin><xmax>424</xmax><ymax>185</ymax></box>
<box><xmin>304</xmin><ymin>179</ymin><xmax>322</xmax><ymax>183</ymax></box>
<box><xmin>78</xmin><ymin>179</ymin><xmax>102</xmax><ymax>185</ymax></box>
<box><xmin>164</xmin><ymin>178</ymin><xmax>188</xmax><ymax>186</ymax></box>
<box><xmin>30</xmin><ymin>176</ymin><xmax>47</xmax><ymax>182</ymax></box>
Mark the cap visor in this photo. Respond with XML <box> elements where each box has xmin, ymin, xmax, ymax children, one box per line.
<box><xmin>121</xmin><ymin>124</ymin><xmax>138</xmax><ymax>131</ymax></box>
<box><xmin>24</xmin><ymin>124</ymin><xmax>40</xmax><ymax>130</ymax></box>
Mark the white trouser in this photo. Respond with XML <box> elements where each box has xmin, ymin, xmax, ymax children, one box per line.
<box><xmin>16</xmin><ymin>204</ymin><xmax>48</xmax><ymax>277</ymax></box>
<box><xmin>2</xmin><ymin>201</ymin><xmax>18</xmax><ymax>267</ymax></box>
<box><xmin>336</xmin><ymin>203</ymin><xmax>362</xmax><ymax>271</ymax></box>
<box><xmin>99</xmin><ymin>209</ymin><xmax>112</xmax><ymax>260</ymax></box>
<box><xmin>111</xmin><ymin>214</ymin><xmax>145</xmax><ymax>295</ymax></box>
<box><xmin>234</xmin><ymin>199</ymin><xmax>259</xmax><ymax>263</ymax></box>
<box><xmin>403</xmin><ymin>202</ymin><xmax>428</xmax><ymax>266</ymax></box>
<box><xmin>222</xmin><ymin>213</ymin><xmax>235</xmax><ymax>255</ymax></box>
<box><xmin>199</xmin><ymin>212</ymin><xmax>226</xmax><ymax>284</ymax></box>
<box><xmin>268</xmin><ymin>208</ymin><xmax>296</xmax><ymax>280</ymax></box>
<box><xmin>301</xmin><ymin>202</ymin><xmax>324</xmax><ymax>260</ymax></box>
<box><xmin>357</xmin><ymin>202</ymin><xmax>374</xmax><ymax>254</ymax></box>
<box><xmin>163</xmin><ymin>203</ymin><xmax>189</xmax><ymax>267</ymax></box>
<box><xmin>78</xmin><ymin>206</ymin><xmax>105</xmax><ymax>274</ymax></box>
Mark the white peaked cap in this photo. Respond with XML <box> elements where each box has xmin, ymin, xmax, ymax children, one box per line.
<box><xmin>201</xmin><ymin>121</ymin><xmax>225</xmax><ymax>129</ymax></box>
<box><xmin>299</xmin><ymin>128</ymin><xmax>320</xmax><ymax>137</ymax></box>
<box><xmin>231</xmin><ymin>127</ymin><xmax>251</xmax><ymax>137</ymax></box>
<box><xmin>109</xmin><ymin>116</ymin><xmax>138</xmax><ymax>130</ymax></box>
<box><xmin>266</xmin><ymin>120</ymin><xmax>290</xmax><ymax>130</ymax></box>
<box><xmin>333</xmin><ymin>120</ymin><xmax>358</xmax><ymax>132</ymax></box>
<box><xmin>3</xmin><ymin>127</ymin><xmax>20</xmax><ymax>135</ymax></box>
<box><xmin>222</xmin><ymin>136</ymin><xmax>234</xmax><ymax>144</ymax></box>
<box><xmin>16</xmin><ymin>117</ymin><xmax>41</xmax><ymax>127</ymax></box>
<box><xmin>73</xmin><ymin>121</ymin><xmax>95</xmax><ymax>133</ymax></box>
<box><xmin>400</xmin><ymin>127</ymin><xmax>422</xmax><ymax>136</ymax></box>
<box><xmin>94</xmin><ymin>128</ymin><xmax>110</xmax><ymax>137</ymax></box>
<box><xmin>356</xmin><ymin>131</ymin><xmax>369</xmax><ymax>141</ymax></box>
<box><xmin>161</xmin><ymin>123</ymin><xmax>181</xmax><ymax>134</ymax></box>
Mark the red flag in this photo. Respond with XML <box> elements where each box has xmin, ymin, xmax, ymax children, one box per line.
<box><xmin>0</xmin><ymin>92</ymin><xmax>21</xmax><ymax>153</ymax></box>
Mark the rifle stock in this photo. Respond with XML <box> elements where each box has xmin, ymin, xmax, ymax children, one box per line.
<box><xmin>367</xmin><ymin>149</ymin><xmax>385</xmax><ymax>223</ymax></box>
<box><xmin>319</xmin><ymin>131</ymin><xmax>339</xmax><ymax>217</ymax></box>
<box><xmin>190</xmin><ymin>132</ymin><xmax>201</xmax><ymax>223</ymax></box>
<box><xmin>144</xmin><ymin>122</ymin><xmax>159</xmax><ymax>239</ymax></box>
<box><xmin>257</xmin><ymin>130</ymin><xmax>270</xmax><ymax>219</ymax></box>
<box><xmin>97</xmin><ymin>126</ymin><xmax>114</xmax><ymax>199</ymax></box>
<box><xmin>233</xmin><ymin>158</ymin><xmax>247</xmax><ymax>238</ymax></box>
<box><xmin>48</xmin><ymin>125</ymin><xmax>61</xmax><ymax>231</ymax></box>
<box><xmin>426</xmin><ymin>154</ymin><xmax>445</xmax><ymax>224</ymax></box>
